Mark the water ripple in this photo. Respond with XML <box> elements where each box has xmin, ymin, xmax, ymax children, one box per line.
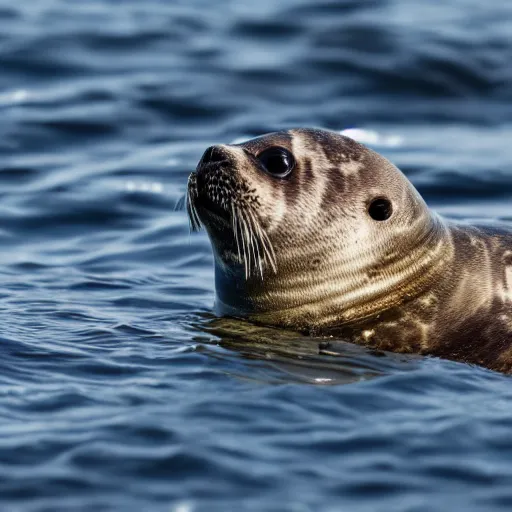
<box><xmin>1</xmin><ymin>0</ymin><xmax>512</xmax><ymax>511</ymax></box>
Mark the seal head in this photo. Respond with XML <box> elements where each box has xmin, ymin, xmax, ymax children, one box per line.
<box><xmin>187</xmin><ymin>128</ymin><xmax>450</xmax><ymax>331</ymax></box>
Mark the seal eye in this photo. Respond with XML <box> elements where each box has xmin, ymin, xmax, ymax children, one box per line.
<box><xmin>257</xmin><ymin>147</ymin><xmax>295</xmax><ymax>178</ymax></box>
<box><xmin>368</xmin><ymin>197</ymin><xmax>393</xmax><ymax>221</ymax></box>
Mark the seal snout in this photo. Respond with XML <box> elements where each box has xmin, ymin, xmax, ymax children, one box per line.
<box><xmin>199</xmin><ymin>145</ymin><xmax>228</xmax><ymax>166</ymax></box>
<box><xmin>191</xmin><ymin>145</ymin><xmax>237</xmax><ymax>222</ymax></box>
<box><xmin>195</xmin><ymin>145</ymin><xmax>232</xmax><ymax>188</ymax></box>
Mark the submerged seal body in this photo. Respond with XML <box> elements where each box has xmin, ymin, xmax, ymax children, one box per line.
<box><xmin>187</xmin><ymin>128</ymin><xmax>512</xmax><ymax>372</ymax></box>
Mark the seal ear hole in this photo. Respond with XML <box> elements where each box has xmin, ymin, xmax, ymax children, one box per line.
<box><xmin>368</xmin><ymin>197</ymin><xmax>393</xmax><ymax>221</ymax></box>
<box><xmin>311</xmin><ymin>258</ymin><xmax>321</xmax><ymax>269</ymax></box>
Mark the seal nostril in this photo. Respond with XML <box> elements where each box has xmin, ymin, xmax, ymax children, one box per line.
<box><xmin>201</xmin><ymin>146</ymin><xmax>226</xmax><ymax>165</ymax></box>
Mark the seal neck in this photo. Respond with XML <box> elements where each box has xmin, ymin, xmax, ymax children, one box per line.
<box><xmin>214</xmin><ymin>213</ymin><xmax>454</xmax><ymax>331</ymax></box>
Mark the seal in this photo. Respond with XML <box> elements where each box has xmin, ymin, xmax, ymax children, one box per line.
<box><xmin>187</xmin><ymin>128</ymin><xmax>512</xmax><ymax>372</ymax></box>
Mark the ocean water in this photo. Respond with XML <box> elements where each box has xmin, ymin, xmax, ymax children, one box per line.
<box><xmin>1</xmin><ymin>0</ymin><xmax>512</xmax><ymax>510</ymax></box>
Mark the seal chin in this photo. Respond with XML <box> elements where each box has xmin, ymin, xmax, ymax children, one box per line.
<box><xmin>187</xmin><ymin>173</ymin><xmax>232</xmax><ymax>235</ymax></box>
<box><xmin>196</xmin><ymin>191</ymin><xmax>231</xmax><ymax>225</ymax></box>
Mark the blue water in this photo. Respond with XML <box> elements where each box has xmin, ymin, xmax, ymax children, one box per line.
<box><xmin>1</xmin><ymin>1</ymin><xmax>512</xmax><ymax>510</ymax></box>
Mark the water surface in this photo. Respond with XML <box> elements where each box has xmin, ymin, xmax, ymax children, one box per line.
<box><xmin>1</xmin><ymin>0</ymin><xmax>512</xmax><ymax>510</ymax></box>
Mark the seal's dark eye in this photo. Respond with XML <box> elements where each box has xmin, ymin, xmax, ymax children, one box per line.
<box><xmin>368</xmin><ymin>197</ymin><xmax>393</xmax><ymax>221</ymax></box>
<box><xmin>257</xmin><ymin>147</ymin><xmax>295</xmax><ymax>178</ymax></box>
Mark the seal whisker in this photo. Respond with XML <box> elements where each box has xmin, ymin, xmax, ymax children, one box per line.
<box><xmin>231</xmin><ymin>204</ymin><xmax>242</xmax><ymax>262</ymax></box>
<box><xmin>249</xmin><ymin>211</ymin><xmax>277</xmax><ymax>274</ymax></box>
<box><xmin>254</xmin><ymin>221</ymin><xmax>272</xmax><ymax>271</ymax></box>
<box><xmin>243</xmin><ymin>213</ymin><xmax>256</xmax><ymax>280</ymax></box>
<box><xmin>239</xmin><ymin>211</ymin><xmax>250</xmax><ymax>279</ymax></box>
<box><xmin>247</xmin><ymin>216</ymin><xmax>258</xmax><ymax>278</ymax></box>
<box><xmin>186</xmin><ymin>192</ymin><xmax>201</xmax><ymax>232</ymax></box>
<box><xmin>252</xmin><ymin>220</ymin><xmax>264</xmax><ymax>279</ymax></box>
<box><xmin>246</xmin><ymin>208</ymin><xmax>276</xmax><ymax>277</ymax></box>
<box><xmin>185</xmin><ymin>174</ymin><xmax>202</xmax><ymax>232</ymax></box>
<box><xmin>247</xmin><ymin>211</ymin><xmax>264</xmax><ymax>279</ymax></box>
<box><xmin>192</xmin><ymin>204</ymin><xmax>201</xmax><ymax>231</ymax></box>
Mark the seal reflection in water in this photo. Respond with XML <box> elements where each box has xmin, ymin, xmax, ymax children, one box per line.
<box><xmin>187</xmin><ymin>128</ymin><xmax>512</xmax><ymax>373</ymax></box>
